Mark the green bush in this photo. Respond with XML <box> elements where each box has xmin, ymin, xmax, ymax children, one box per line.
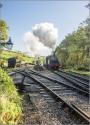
<box><xmin>0</xmin><ymin>68</ymin><xmax>22</xmax><ymax>125</ymax></box>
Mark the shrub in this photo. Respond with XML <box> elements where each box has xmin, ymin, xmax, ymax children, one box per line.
<box><xmin>0</xmin><ymin>68</ymin><xmax>22</xmax><ymax>125</ymax></box>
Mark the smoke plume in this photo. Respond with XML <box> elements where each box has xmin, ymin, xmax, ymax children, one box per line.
<box><xmin>24</xmin><ymin>22</ymin><xmax>58</xmax><ymax>56</ymax></box>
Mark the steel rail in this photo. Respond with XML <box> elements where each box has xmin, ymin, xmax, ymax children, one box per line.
<box><xmin>59</xmin><ymin>70</ymin><xmax>89</xmax><ymax>82</ymax></box>
<box><xmin>26</xmin><ymin>69</ymin><xmax>89</xmax><ymax>96</ymax></box>
<box><xmin>52</xmin><ymin>71</ymin><xmax>89</xmax><ymax>91</ymax></box>
<box><xmin>9</xmin><ymin>70</ymin><xmax>90</xmax><ymax>123</ymax></box>
<box><xmin>26</xmin><ymin>72</ymin><xmax>90</xmax><ymax>123</ymax></box>
<box><xmin>57</xmin><ymin>70</ymin><xmax>89</xmax><ymax>86</ymax></box>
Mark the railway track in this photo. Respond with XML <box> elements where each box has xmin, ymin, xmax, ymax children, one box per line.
<box><xmin>8</xmin><ymin>69</ymin><xmax>90</xmax><ymax>124</ymax></box>
<box><xmin>9</xmin><ymin>71</ymin><xmax>43</xmax><ymax>124</ymax></box>
<box><xmin>26</xmin><ymin>69</ymin><xmax>89</xmax><ymax>96</ymax></box>
<box><xmin>69</xmin><ymin>71</ymin><xmax>89</xmax><ymax>80</ymax></box>
<box><xmin>59</xmin><ymin>70</ymin><xmax>89</xmax><ymax>83</ymax></box>
<box><xmin>8</xmin><ymin>71</ymin><xmax>74</xmax><ymax>124</ymax></box>
<box><xmin>52</xmin><ymin>70</ymin><xmax>89</xmax><ymax>91</ymax></box>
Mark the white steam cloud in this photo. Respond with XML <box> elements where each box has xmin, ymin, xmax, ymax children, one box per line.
<box><xmin>24</xmin><ymin>22</ymin><xmax>58</xmax><ymax>56</ymax></box>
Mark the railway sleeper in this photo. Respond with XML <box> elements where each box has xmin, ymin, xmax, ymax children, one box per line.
<box><xmin>29</xmin><ymin>75</ymin><xmax>89</xmax><ymax>123</ymax></box>
<box><xmin>9</xmin><ymin>70</ymin><xmax>89</xmax><ymax>123</ymax></box>
<box><xmin>26</xmin><ymin>70</ymin><xmax>89</xmax><ymax>96</ymax></box>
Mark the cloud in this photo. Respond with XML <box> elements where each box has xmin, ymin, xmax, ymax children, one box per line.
<box><xmin>24</xmin><ymin>32</ymin><xmax>52</xmax><ymax>56</ymax></box>
<box><xmin>23</xmin><ymin>22</ymin><xmax>58</xmax><ymax>56</ymax></box>
<box><xmin>33</xmin><ymin>23</ymin><xmax>58</xmax><ymax>48</ymax></box>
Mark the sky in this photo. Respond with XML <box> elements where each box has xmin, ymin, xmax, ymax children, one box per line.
<box><xmin>0</xmin><ymin>0</ymin><xmax>89</xmax><ymax>56</ymax></box>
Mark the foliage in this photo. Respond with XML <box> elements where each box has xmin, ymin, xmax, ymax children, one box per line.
<box><xmin>0</xmin><ymin>20</ymin><xmax>8</xmax><ymax>41</ymax></box>
<box><xmin>55</xmin><ymin>21</ymin><xmax>89</xmax><ymax>70</ymax></box>
<box><xmin>0</xmin><ymin>68</ymin><xmax>22</xmax><ymax>125</ymax></box>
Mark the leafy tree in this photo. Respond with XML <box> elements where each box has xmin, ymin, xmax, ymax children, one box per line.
<box><xmin>0</xmin><ymin>20</ymin><xmax>8</xmax><ymax>41</ymax></box>
<box><xmin>55</xmin><ymin>20</ymin><xmax>89</xmax><ymax>70</ymax></box>
<box><xmin>0</xmin><ymin>20</ymin><xmax>9</xmax><ymax>54</ymax></box>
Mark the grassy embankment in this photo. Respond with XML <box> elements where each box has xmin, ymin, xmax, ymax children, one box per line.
<box><xmin>0</xmin><ymin>50</ymin><xmax>45</xmax><ymax>67</ymax></box>
<box><xmin>0</xmin><ymin>50</ymin><xmax>34</xmax><ymax>66</ymax></box>
<box><xmin>0</xmin><ymin>68</ymin><xmax>22</xmax><ymax>125</ymax></box>
<box><xmin>0</xmin><ymin>50</ymin><xmax>45</xmax><ymax>124</ymax></box>
<box><xmin>64</xmin><ymin>68</ymin><xmax>90</xmax><ymax>76</ymax></box>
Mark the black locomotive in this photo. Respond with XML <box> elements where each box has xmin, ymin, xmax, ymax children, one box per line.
<box><xmin>44</xmin><ymin>54</ymin><xmax>60</xmax><ymax>70</ymax></box>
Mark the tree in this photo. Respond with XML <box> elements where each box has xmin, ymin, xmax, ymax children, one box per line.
<box><xmin>0</xmin><ymin>20</ymin><xmax>8</xmax><ymax>41</ymax></box>
<box><xmin>55</xmin><ymin>20</ymin><xmax>89</xmax><ymax>70</ymax></box>
<box><xmin>0</xmin><ymin>20</ymin><xmax>9</xmax><ymax>66</ymax></box>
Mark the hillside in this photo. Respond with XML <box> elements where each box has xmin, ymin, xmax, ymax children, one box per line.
<box><xmin>0</xmin><ymin>50</ymin><xmax>35</xmax><ymax>66</ymax></box>
<box><xmin>0</xmin><ymin>50</ymin><xmax>45</xmax><ymax>67</ymax></box>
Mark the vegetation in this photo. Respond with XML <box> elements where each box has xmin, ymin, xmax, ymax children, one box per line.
<box><xmin>0</xmin><ymin>20</ymin><xmax>22</xmax><ymax>125</ymax></box>
<box><xmin>0</xmin><ymin>50</ymin><xmax>45</xmax><ymax>67</ymax></box>
<box><xmin>0</xmin><ymin>68</ymin><xmax>22</xmax><ymax>125</ymax></box>
<box><xmin>55</xmin><ymin>20</ymin><xmax>89</xmax><ymax>71</ymax></box>
<box><xmin>0</xmin><ymin>20</ymin><xmax>8</xmax><ymax>42</ymax></box>
<box><xmin>0</xmin><ymin>50</ymin><xmax>35</xmax><ymax>67</ymax></box>
<box><xmin>65</xmin><ymin>68</ymin><xmax>90</xmax><ymax>76</ymax></box>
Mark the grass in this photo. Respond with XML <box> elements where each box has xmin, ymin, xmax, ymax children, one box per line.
<box><xmin>0</xmin><ymin>68</ymin><xmax>22</xmax><ymax>125</ymax></box>
<box><xmin>64</xmin><ymin>68</ymin><xmax>90</xmax><ymax>76</ymax></box>
<box><xmin>0</xmin><ymin>50</ymin><xmax>45</xmax><ymax>67</ymax></box>
<box><xmin>0</xmin><ymin>50</ymin><xmax>34</xmax><ymax>65</ymax></box>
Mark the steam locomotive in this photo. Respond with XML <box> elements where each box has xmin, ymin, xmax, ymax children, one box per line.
<box><xmin>44</xmin><ymin>54</ymin><xmax>60</xmax><ymax>70</ymax></box>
